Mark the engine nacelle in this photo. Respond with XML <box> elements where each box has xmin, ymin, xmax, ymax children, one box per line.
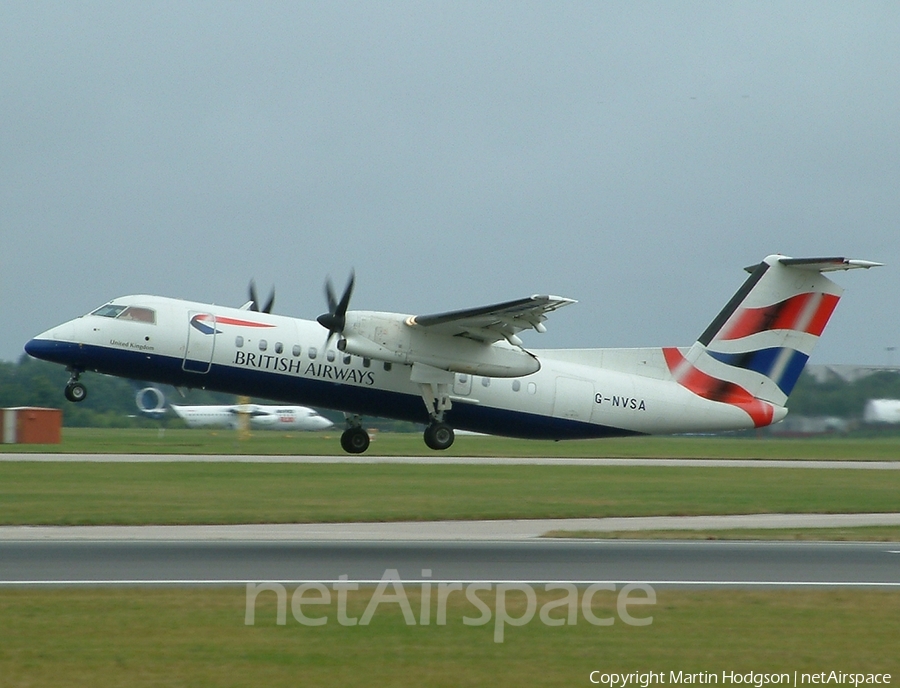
<box><xmin>135</xmin><ymin>386</ymin><xmax>167</xmax><ymax>417</ymax></box>
<box><xmin>340</xmin><ymin>312</ymin><xmax>540</xmax><ymax>378</ymax></box>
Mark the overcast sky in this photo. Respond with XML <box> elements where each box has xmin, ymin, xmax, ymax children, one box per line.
<box><xmin>2</xmin><ymin>2</ymin><xmax>898</xmax><ymax>366</ymax></box>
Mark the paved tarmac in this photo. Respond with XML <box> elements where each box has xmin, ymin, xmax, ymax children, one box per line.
<box><xmin>2</xmin><ymin>453</ymin><xmax>900</xmax><ymax>468</ymax></box>
<box><xmin>3</xmin><ymin>513</ymin><xmax>900</xmax><ymax>542</ymax></box>
<box><xmin>1</xmin><ymin>539</ymin><xmax>898</xmax><ymax>586</ymax></box>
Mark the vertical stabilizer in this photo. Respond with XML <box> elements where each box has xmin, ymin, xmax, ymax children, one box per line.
<box><xmin>663</xmin><ymin>255</ymin><xmax>880</xmax><ymax>427</ymax></box>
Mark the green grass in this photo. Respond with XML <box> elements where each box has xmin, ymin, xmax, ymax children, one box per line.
<box><xmin>0</xmin><ymin>588</ymin><xmax>896</xmax><ymax>687</ymax></box>
<box><xmin>1</xmin><ymin>462</ymin><xmax>899</xmax><ymax>525</ymax></box>
<box><xmin>2</xmin><ymin>427</ymin><xmax>900</xmax><ymax>459</ymax></box>
<box><xmin>543</xmin><ymin>526</ymin><xmax>900</xmax><ymax>541</ymax></box>
<box><xmin>2</xmin><ymin>432</ymin><xmax>898</xmax><ymax>682</ymax></box>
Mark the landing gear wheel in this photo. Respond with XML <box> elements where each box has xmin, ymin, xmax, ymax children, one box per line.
<box><xmin>340</xmin><ymin>427</ymin><xmax>370</xmax><ymax>454</ymax></box>
<box><xmin>424</xmin><ymin>422</ymin><xmax>454</xmax><ymax>451</ymax></box>
<box><xmin>65</xmin><ymin>382</ymin><xmax>87</xmax><ymax>403</ymax></box>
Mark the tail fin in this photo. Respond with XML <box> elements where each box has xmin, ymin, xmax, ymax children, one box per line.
<box><xmin>664</xmin><ymin>255</ymin><xmax>880</xmax><ymax>427</ymax></box>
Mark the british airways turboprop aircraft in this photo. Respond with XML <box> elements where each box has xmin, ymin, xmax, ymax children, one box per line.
<box><xmin>25</xmin><ymin>255</ymin><xmax>879</xmax><ymax>453</ymax></box>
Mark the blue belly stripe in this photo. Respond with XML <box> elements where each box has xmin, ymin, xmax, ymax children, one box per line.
<box><xmin>27</xmin><ymin>340</ymin><xmax>642</xmax><ymax>441</ymax></box>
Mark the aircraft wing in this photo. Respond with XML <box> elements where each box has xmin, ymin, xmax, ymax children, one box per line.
<box><xmin>408</xmin><ymin>295</ymin><xmax>576</xmax><ymax>343</ymax></box>
<box><xmin>228</xmin><ymin>404</ymin><xmax>268</xmax><ymax>417</ymax></box>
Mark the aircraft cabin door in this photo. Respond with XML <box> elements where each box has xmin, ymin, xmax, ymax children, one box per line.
<box><xmin>453</xmin><ymin>373</ymin><xmax>473</xmax><ymax>396</ymax></box>
<box><xmin>183</xmin><ymin>312</ymin><xmax>217</xmax><ymax>374</ymax></box>
<box><xmin>552</xmin><ymin>377</ymin><xmax>594</xmax><ymax>422</ymax></box>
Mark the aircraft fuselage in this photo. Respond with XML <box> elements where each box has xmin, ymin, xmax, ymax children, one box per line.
<box><xmin>25</xmin><ymin>294</ymin><xmax>764</xmax><ymax>441</ymax></box>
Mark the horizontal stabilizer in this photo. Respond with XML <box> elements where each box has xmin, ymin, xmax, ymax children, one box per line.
<box><xmin>744</xmin><ymin>256</ymin><xmax>883</xmax><ymax>273</ymax></box>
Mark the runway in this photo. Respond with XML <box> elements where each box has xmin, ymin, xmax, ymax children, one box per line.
<box><xmin>2</xmin><ymin>453</ymin><xmax>900</xmax><ymax>468</ymax></box>
<box><xmin>1</xmin><ymin>539</ymin><xmax>898</xmax><ymax>586</ymax></box>
<box><xmin>2</xmin><ymin>453</ymin><xmax>898</xmax><ymax>588</ymax></box>
<box><xmin>3</xmin><ymin>512</ymin><xmax>900</xmax><ymax>542</ymax></box>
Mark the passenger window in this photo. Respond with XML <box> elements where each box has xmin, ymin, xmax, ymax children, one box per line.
<box><xmin>383</xmin><ymin>362</ymin><xmax>392</xmax><ymax>371</ymax></box>
<box><xmin>326</xmin><ymin>350</ymin><xmax>335</xmax><ymax>362</ymax></box>
<box><xmin>512</xmin><ymin>380</ymin><xmax>521</xmax><ymax>392</ymax></box>
<box><xmin>343</xmin><ymin>355</ymin><xmax>352</xmax><ymax>365</ymax></box>
<box><xmin>275</xmin><ymin>342</ymin><xmax>284</xmax><ymax>355</ymax></box>
<box><xmin>292</xmin><ymin>345</ymin><xmax>302</xmax><ymax>357</ymax></box>
<box><xmin>363</xmin><ymin>358</ymin><xmax>371</xmax><ymax>368</ymax></box>
<box><xmin>235</xmin><ymin>336</ymin><xmax>244</xmax><ymax>348</ymax></box>
<box><xmin>481</xmin><ymin>377</ymin><xmax>491</xmax><ymax>387</ymax></box>
<box><xmin>308</xmin><ymin>347</ymin><xmax>317</xmax><ymax>360</ymax></box>
<box><xmin>259</xmin><ymin>340</ymin><xmax>268</xmax><ymax>351</ymax></box>
<box><xmin>527</xmin><ymin>382</ymin><xmax>537</xmax><ymax>395</ymax></box>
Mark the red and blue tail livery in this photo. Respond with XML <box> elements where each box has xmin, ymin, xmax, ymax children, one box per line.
<box><xmin>665</xmin><ymin>255</ymin><xmax>879</xmax><ymax>426</ymax></box>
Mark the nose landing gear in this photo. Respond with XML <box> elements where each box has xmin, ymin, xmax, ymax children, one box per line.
<box><xmin>64</xmin><ymin>369</ymin><xmax>87</xmax><ymax>403</ymax></box>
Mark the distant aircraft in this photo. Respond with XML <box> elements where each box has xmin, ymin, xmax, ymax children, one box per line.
<box><xmin>863</xmin><ymin>399</ymin><xmax>900</xmax><ymax>424</ymax></box>
<box><xmin>25</xmin><ymin>255</ymin><xmax>879</xmax><ymax>453</ymax></box>
<box><xmin>133</xmin><ymin>385</ymin><xmax>334</xmax><ymax>431</ymax></box>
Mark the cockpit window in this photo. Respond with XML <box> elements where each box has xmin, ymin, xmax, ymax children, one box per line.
<box><xmin>92</xmin><ymin>304</ymin><xmax>127</xmax><ymax>318</ymax></box>
<box><xmin>119</xmin><ymin>307</ymin><xmax>155</xmax><ymax>323</ymax></box>
<box><xmin>91</xmin><ymin>304</ymin><xmax>156</xmax><ymax>324</ymax></box>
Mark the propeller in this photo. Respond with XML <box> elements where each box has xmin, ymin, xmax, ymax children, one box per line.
<box><xmin>248</xmin><ymin>280</ymin><xmax>275</xmax><ymax>314</ymax></box>
<box><xmin>317</xmin><ymin>271</ymin><xmax>355</xmax><ymax>345</ymax></box>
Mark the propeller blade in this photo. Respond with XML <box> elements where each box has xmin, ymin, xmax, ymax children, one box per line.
<box><xmin>325</xmin><ymin>278</ymin><xmax>338</xmax><ymax>314</ymax></box>
<box><xmin>248</xmin><ymin>280</ymin><xmax>275</xmax><ymax>313</ymax></box>
<box><xmin>317</xmin><ymin>271</ymin><xmax>355</xmax><ymax>342</ymax></box>
<box><xmin>248</xmin><ymin>280</ymin><xmax>260</xmax><ymax>312</ymax></box>
<box><xmin>262</xmin><ymin>289</ymin><xmax>275</xmax><ymax>314</ymax></box>
<box><xmin>336</xmin><ymin>271</ymin><xmax>355</xmax><ymax>318</ymax></box>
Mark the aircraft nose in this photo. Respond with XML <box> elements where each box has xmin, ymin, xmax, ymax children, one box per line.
<box><xmin>24</xmin><ymin>334</ymin><xmax>54</xmax><ymax>361</ymax></box>
<box><xmin>24</xmin><ymin>322</ymin><xmax>80</xmax><ymax>364</ymax></box>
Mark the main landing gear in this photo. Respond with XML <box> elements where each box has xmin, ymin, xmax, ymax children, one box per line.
<box><xmin>341</xmin><ymin>376</ymin><xmax>456</xmax><ymax>454</ymax></box>
<box><xmin>338</xmin><ymin>418</ymin><xmax>455</xmax><ymax>454</ymax></box>
<box><xmin>340</xmin><ymin>415</ymin><xmax>370</xmax><ymax>454</ymax></box>
<box><xmin>64</xmin><ymin>369</ymin><xmax>87</xmax><ymax>403</ymax></box>
<box><xmin>424</xmin><ymin>421</ymin><xmax>454</xmax><ymax>451</ymax></box>
<box><xmin>417</xmin><ymin>371</ymin><xmax>455</xmax><ymax>451</ymax></box>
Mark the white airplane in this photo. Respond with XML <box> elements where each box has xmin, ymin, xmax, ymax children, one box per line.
<box><xmin>863</xmin><ymin>399</ymin><xmax>900</xmax><ymax>424</ymax></box>
<box><xmin>25</xmin><ymin>255</ymin><xmax>879</xmax><ymax>453</ymax></box>
<box><xmin>133</xmin><ymin>385</ymin><xmax>334</xmax><ymax>431</ymax></box>
<box><xmin>172</xmin><ymin>404</ymin><xmax>333</xmax><ymax>431</ymax></box>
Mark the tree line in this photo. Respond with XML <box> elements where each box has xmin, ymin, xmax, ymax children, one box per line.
<box><xmin>2</xmin><ymin>355</ymin><xmax>900</xmax><ymax>428</ymax></box>
<box><xmin>0</xmin><ymin>356</ymin><xmax>243</xmax><ymax>427</ymax></box>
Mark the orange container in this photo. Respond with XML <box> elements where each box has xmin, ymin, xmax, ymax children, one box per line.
<box><xmin>1</xmin><ymin>407</ymin><xmax>62</xmax><ymax>444</ymax></box>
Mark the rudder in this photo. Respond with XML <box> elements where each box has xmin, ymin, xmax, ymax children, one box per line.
<box><xmin>664</xmin><ymin>255</ymin><xmax>879</xmax><ymax>426</ymax></box>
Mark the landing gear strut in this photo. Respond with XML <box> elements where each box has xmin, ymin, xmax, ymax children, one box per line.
<box><xmin>340</xmin><ymin>415</ymin><xmax>370</xmax><ymax>454</ymax></box>
<box><xmin>64</xmin><ymin>369</ymin><xmax>87</xmax><ymax>403</ymax></box>
<box><xmin>413</xmin><ymin>365</ymin><xmax>456</xmax><ymax>451</ymax></box>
